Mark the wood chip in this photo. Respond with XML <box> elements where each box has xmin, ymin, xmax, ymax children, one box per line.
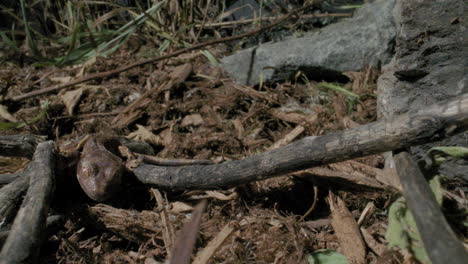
<box><xmin>328</xmin><ymin>192</ymin><xmax>366</xmax><ymax>264</ymax></box>
<box><xmin>360</xmin><ymin>227</ymin><xmax>386</xmax><ymax>257</ymax></box>
<box><xmin>0</xmin><ymin>105</ymin><xmax>17</xmax><ymax>122</ymax></box>
<box><xmin>181</xmin><ymin>114</ymin><xmax>204</xmax><ymax>127</ymax></box>
<box><xmin>268</xmin><ymin>125</ymin><xmax>304</xmax><ymax>150</ymax></box>
<box><xmin>60</xmin><ymin>88</ymin><xmax>84</xmax><ymax>115</ymax></box>
<box><xmin>127</xmin><ymin>124</ymin><xmax>163</xmax><ymax>145</ymax></box>
<box><xmin>193</xmin><ymin>222</ymin><xmax>235</xmax><ymax>264</ymax></box>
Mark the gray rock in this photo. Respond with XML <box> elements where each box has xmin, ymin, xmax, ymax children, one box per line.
<box><xmin>221</xmin><ymin>0</ymin><xmax>397</xmax><ymax>85</ymax></box>
<box><xmin>225</xmin><ymin>0</ymin><xmax>267</xmax><ymax>21</ymax></box>
<box><xmin>377</xmin><ymin>0</ymin><xmax>468</xmax><ymax>179</ymax></box>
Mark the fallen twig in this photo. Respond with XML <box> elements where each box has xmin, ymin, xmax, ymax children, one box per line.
<box><xmin>0</xmin><ymin>173</ymin><xmax>19</xmax><ymax>185</ymax></box>
<box><xmin>328</xmin><ymin>191</ymin><xmax>366</xmax><ymax>264</ymax></box>
<box><xmin>133</xmin><ymin>94</ymin><xmax>468</xmax><ymax>189</ymax></box>
<box><xmin>0</xmin><ymin>175</ymin><xmax>29</xmax><ymax>224</ymax></box>
<box><xmin>169</xmin><ymin>200</ymin><xmax>207</xmax><ymax>264</ymax></box>
<box><xmin>393</xmin><ymin>151</ymin><xmax>467</xmax><ymax>264</ymax></box>
<box><xmin>0</xmin><ymin>141</ymin><xmax>56</xmax><ymax>264</ymax></box>
<box><xmin>10</xmin><ymin>3</ymin><xmax>318</xmax><ymax>102</ymax></box>
<box><xmin>0</xmin><ymin>135</ymin><xmax>45</xmax><ymax>159</ymax></box>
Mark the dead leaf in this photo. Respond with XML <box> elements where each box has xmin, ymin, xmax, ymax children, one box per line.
<box><xmin>50</xmin><ymin>76</ymin><xmax>73</xmax><ymax>84</ymax></box>
<box><xmin>269</xmin><ymin>108</ymin><xmax>317</xmax><ymax>125</ymax></box>
<box><xmin>232</xmin><ymin>118</ymin><xmax>244</xmax><ymax>139</ymax></box>
<box><xmin>159</xmin><ymin>127</ymin><xmax>173</xmax><ymax>146</ymax></box>
<box><xmin>127</xmin><ymin>125</ymin><xmax>163</xmax><ymax>145</ymax></box>
<box><xmin>360</xmin><ymin>227</ymin><xmax>386</xmax><ymax>257</ymax></box>
<box><xmin>193</xmin><ymin>222</ymin><xmax>235</xmax><ymax>264</ymax></box>
<box><xmin>181</xmin><ymin>114</ymin><xmax>204</xmax><ymax>127</ymax></box>
<box><xmin>205</xmin><ymin>190</ymin><xmax>238</xmax><ymax>201</ymax></box>
<box><xmin>342</xmin><ymin>116</ymin><xmax>360</xmax><ymax>129</ymax></box>
<box><xmin>170</xmin><ymin>202</ymin><xmax>194</xmax><ymax>213</ymax></box>
<box><xmin>0</xmin><ymin>104</ymin><xmax>18</xmax><ymax>122</ymax></box>
<box><xmin>60</xmin><ymin>88</ymin><xmax>84</xmax><ymax>115</ymax></box>
<box><xmin>268</xmin><ymin>125</ymin><xmax>304</xmax><ymax>150</ymax></box>
<box><xmin>170</xmin><ymin>63</ymin><xmax>193</xmax><ymax>85</ymax></box>
<box><xmin>328</xmin><ymin>192</ymin><xmax>366</xmax><ymax>264</ymax></box>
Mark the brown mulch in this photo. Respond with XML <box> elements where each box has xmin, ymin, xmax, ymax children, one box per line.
<box><xmin>1</xmin><ymin>41</ymin><xmax>404</xmax><ymax>264</ymax></box>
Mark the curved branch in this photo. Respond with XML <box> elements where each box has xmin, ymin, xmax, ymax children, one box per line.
<box><xmin>133</xmin><ymin>94</ymin><xmax>468</xmax><ymax>190</ymax></box>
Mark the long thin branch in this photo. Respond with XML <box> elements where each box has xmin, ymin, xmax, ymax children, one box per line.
<box><xmin>133</xmin><ymin>94</ymin><xmax>468</xmax><ymax>189</ymax></box>
<box><xmin>10</xmin><ymin>3</ymin><xmax>318</xmax><ymax>102</ymax></box>
<box><xmin>393</xmin><ymin>151</ymin><xmax>467</xmax><ymax>264</ymax></box>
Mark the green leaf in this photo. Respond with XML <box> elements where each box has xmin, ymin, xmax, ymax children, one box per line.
<box><xmin>200</xmin><ymin>50</ymin><xmax>220</xmax><ymax>66</ymax></box>
<box><xmin>54</xmin><ymin>1</ymin><xmax>167</xmax><ymax>66</ymax></box>
<box><xmin>317</xmin><ymin>82</ymin><xmax>360</xmax><ymax>113</ymax></box>
<box><xmin>317</xmin><ymin>83</ymin><xmax>359</xmax><ymax>100</ymax></box>
<box><xmin>428</xmin><ymin>146</ymin><xmax>468</xmax><ymax>159</ymax></box>
<box><xmin>428</xmin><ymin>176</ymin><xmax>443</xmax><ymax>205</ymax></box>
<box><xmin>307</xmin><ymin>249</ymin><xmax>348</xmax><ymax>264</ymax></box>
<box><xmin>386</xmin><ymin>197</ymin><xmax>431</xmax><ymax>264</ymax></box>
<box><xmin>335</xmin><ymin>4</ymin><xmax>363</xmax><ymax>9</ymax></box>
<box><xmin>424</xmin><ymin>146</ymin><xmax>468</xmax><ymax>168</ymax></box>
<box><xmin>0</xmin><ymin>32</ymin><xmax>20</xmax><ymax>52</ymax></box>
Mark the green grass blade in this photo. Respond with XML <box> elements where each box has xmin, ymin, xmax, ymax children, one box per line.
<box><xmin>317</xmin><ymin>82</ymin><xmax>360</xmax><ymax>99</ymax></box>
<box><xmin>0</xmin><ymin>101</ymin><xmax>49</xmax><ymax>130</ymax></box>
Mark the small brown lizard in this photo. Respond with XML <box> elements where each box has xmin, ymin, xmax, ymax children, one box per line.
<box><xmin>65</xmin><ymin>134</ymin><xmax>215</xmax><ymax>202</ymax></box>
<box><xmin>76</xmin><ymin>135</ymin><xmax>123</xmax><ymax>202</ymax></box>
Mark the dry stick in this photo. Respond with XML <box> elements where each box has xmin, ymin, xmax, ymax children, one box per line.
<box><xmin>0</xmin><ymin>175</ymin><xmax>29</xmax><ymax>224</ymax></box>
<box><xmin>133</xmin><ymin>94</ymin><xmax>468</xmax><ymax>189</ymax></box>
<box><xmin>139</xmin><ymin>154</ymin><xmax>215</xmax><ymax>166</ymax></box>
<box><xmin>169</xmin><ymin>200</ymin><xmax>207</xmax><ymax>264</ymax></box>
<box><xmin>0</xmin><ymin>173</ymin><xmax>19</xmax><ymax>185</ymax></box>
<box><xmin>0</xmin><ymin>141</ymin><xmax>56</xmax><ymax>264</ymax></box>
<box><xmin>10</xmin><ymin>3</ymin><xmax>317</xmax><ymax>102</ymax></box>
<box><xmin>0</xmin><ymin>215</ymin><xmax>64</xmax><ymax>248</ymax></box>
<box><xmin>393</xmin><ymin>151</ymin><xmax>468</xmax><ymax>264</ymax></box>
<box><xmin>0</xmin><ymin>135</ymin><xmax>45</xmax><ymax>158</ymax></box>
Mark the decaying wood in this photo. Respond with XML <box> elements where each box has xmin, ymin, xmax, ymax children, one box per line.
<box><xmin>193</xmin><ymin>222</ymin><xmax>235</xmax><ymax>264</ymax></box>
<box><xmin>0</xmin><ymin>135</ymin><xmax>45</xmax><ymax>158</ymax></box>
<box><xmin>0</xmin><ymin>141</ymin><xmax>56</xmax><ymax>264</ymax></box>
<box><xmin>360</xmin><ymin>227</ymin><xmax>386</xmax><ymax>257</ymax></box>
<box><xmin>0</xmin><ymin>175</ymin><xmax>29</xmax><ymax>224</ymax></box>
<box><xmin>393</xmin><ymin>151</ymin><xmax>467</xmax><ymax>264</ymax></box>
<box><xmin>133</xmin><ymin>94</ymin><xmax>468</xmax><ymax>189</ymax></box>
<box><xmin>328</xmin><ymin>192</ymin><xmax>366</xmax><ymax>264</ymax></box>
<box><xmin>0</xmin><ymin>173</ymin><xmax>19</xmax><ymax>185</ymax></box>
<box><xmin>88</xmin><ymin>204</ymin><xmax>164</xmax><ymax>243</ymax></box>
<box><xmin>0</xmin><ymin>215</ymin><xmax>63</xmax><ymax>248</ymax></box>
<box><xmin>297</xmin><ymin>166</ymin><xmax>387</xmax><ymax>189</ymax></box>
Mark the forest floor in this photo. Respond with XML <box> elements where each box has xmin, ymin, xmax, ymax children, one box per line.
<box><xmin>0</xmin><ymin>2</ymin><xmax>466</xmax><ymax>263</ymax></box>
